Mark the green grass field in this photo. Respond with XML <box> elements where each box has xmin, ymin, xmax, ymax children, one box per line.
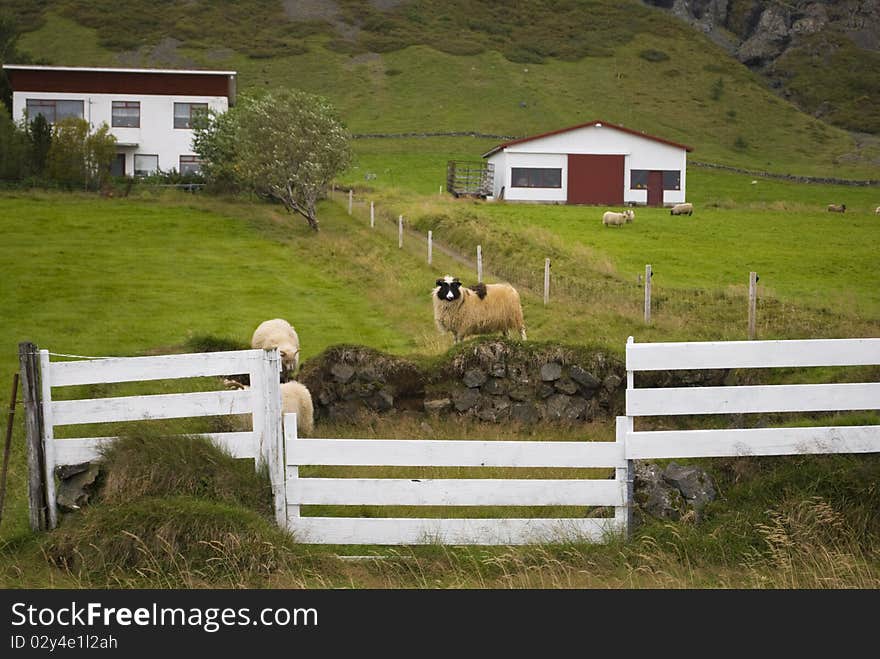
<box><xmin>1</xmin><ymin>154</ymin><xmax>879</xmax><ymax>588</ymax></box>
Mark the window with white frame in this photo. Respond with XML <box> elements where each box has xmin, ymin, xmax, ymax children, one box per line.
<box><xmin>179</xmin><ymin>155</ymin><xmax>202</xmax><ymax>176</ymax></box>
<box><xmin>134</xmin><ymin>154</ymin><xmax>159</xmax><ymax>177</ymax></box>
<box><xmin>173</xmin><ymin>102</ymin><xmax>208</xmax><ymax>129</ymax></box>
<box><xmin>26</xmin><ymin>99</ymin><xmax>84</xmax><ymax>124</ymax></box>
<box><xmin>510</xmin><ymin>167</ymin><xmax>562</xmax><ymax>188</ymax></box>
<box><xmin>112</xmin><ymin>101</ymin><xmax>140</xmax><ymax>128</ymax></box>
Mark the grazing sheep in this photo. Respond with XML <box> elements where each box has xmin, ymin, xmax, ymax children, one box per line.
<box><xmin>602</xmin><ymin>211</ymin><xmax>627</xmax><ymax>227</ymax></box>
<box><xmin>670</xmin><ymin>202</ymin><xmax>694</xmax><ymax>216</ymax></box>
<box><xmin>827</xmin><ymin>203</ymin><xmax>846</xmax><ymax>213</ymax></box>
<box><xmin>432</xmin><ymin>275</ymin><xmax>526</xmax><ymax>343</ymax></box>
<box><xmin>281</xmin><ymin>381</ymin><xmax>314</xmax><ymax>436</ymax></box>
<box><xmin>251</xmin><ymin>318</ymin><xmax>300</xmax><ymax>374</ymax></box>
<box><xmin>874</xmin><ymin>206</ymin><xmax>879</xmax><ymax>215</ymax></box>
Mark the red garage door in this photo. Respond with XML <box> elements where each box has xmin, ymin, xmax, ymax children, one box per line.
<box><xmin>567</xmin><ymin>154</ymin><xmax>624</xmax><ymax>205</ymax></box>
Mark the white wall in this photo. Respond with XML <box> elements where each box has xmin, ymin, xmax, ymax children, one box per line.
<box><xmin>11</xmin><ymin>91</ymin><xmax>229</xmax><ymax>175</ymax></box>
<box><xmin>486</xmin><ymin>124</ymin><xmax>689</xmax><ymax>205</ymax></box>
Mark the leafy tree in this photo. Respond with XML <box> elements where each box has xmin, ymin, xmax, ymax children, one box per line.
<box><xmin>46</xmin><ymin>117</ymin><xmax>117</xmax><ymax>190</ymax></box>
<box><xmin>194</xmin><ymin>88</ymin><xmax>352</xmax><ymax>231</ymax></box>
<box><xmin>0</xmin><ymin>102</ymin><xmax>29</xmax><ymax>179</ymax></box>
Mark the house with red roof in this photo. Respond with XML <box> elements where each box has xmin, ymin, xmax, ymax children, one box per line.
<box><xmin>482</xmin><ymin>120</ymin><xmax>693</xmax><ymax>206</ymax></box>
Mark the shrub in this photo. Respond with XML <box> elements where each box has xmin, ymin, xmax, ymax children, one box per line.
<box><xmin>639</xmin><ymin>49</ymin><xmax>669</xmax><ymax>62</ymax></box>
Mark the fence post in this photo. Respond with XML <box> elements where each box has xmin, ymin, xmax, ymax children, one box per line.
<box><xmin>370</xmin><ymin>201</ymin><xmax>375</xmax><ymax>228</ymax></box>
<box><xmin>428</xmin><ymin>230</ymin><xmax>433</xmax><ymax>265</ymax></box>
<box><xmin>398</xmin><ymin>215</ymin><xmax>403</xmax><ymax>248</ymax></box>
<box><xmin>644</xmin><ymin>264</ymin><xmax>652</xmax><ymax>324</ymax></box>
<box><xmin>284</xmin><ymin>413</ymin><xmax>300</xmax><ymax>523</ymax></box>
<box><xmin>259</xmin><ymin>348</ymin><xmax>286</xmax><ymax>529</ymax></box>
<box><xmin>0</xmin><ymin>373</ymin><xmax>20</xmax><ymax>529</ymax></box>
<box><xmin>477</xmin><ymin>245</ymin><xmax>483</xmax><ymax>283</ymax></box>
<box><xmin>615</xmin><ymin>335</ymin><xmax>635</xmax><ymax>540</ymax></box>
<box><xmin>18</xmin><ymin>342</ymin><xmax>47</xmax><ymax>532</ymax></box>
<box><xmin>748</xmin><ymin>271</ymin><xmax>758</xmax><ymax>340</ymax></box>
<box><xmin>348</xmin><ymin>189</ymin><xmax>353</xmax><ymax>215</ymax></box>
<box><xmin>543</xmin><ymin>258</ymin><xmax>550</xmax><ymax>305</ymax></box>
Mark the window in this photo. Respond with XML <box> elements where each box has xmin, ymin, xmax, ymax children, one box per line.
<box><xmin>26</xmin><ymin>99</ymin><xmax>84</xmax><ymax>123</ymax></box>
<box><xmin>511</xmin><ymin>167</ymin><xmax>562</xmax><ymax>188</ymax></box>
<box><xmin>630</xmin><ymin>170</ymin><xmax>648</xmax><ymax>190</ymax></box>
<box><xmin>174</xmin><ymin>102</ymin><xmax>208</xmax><ymax>129</ymax></box>
<box><xmin>134</xmin><ymin>154</ymin><xmax>159</xmax><ymax>177</ymax></box>
<box><xmin>112</xmin><ymin>101</ymin><xmax>140</xmax><ymax>128</ymax></box>
<box><xmin>662</xmin><ymin>170</ymin><xmax>681</xmax><ymax>190</ymax></box>
<box><xmin>629</xmin><ymin>169</ymin><xmax>681</xmax><ymax>190</ymax></box>
<box><xmin>179</xmin><ymin>155</ymin><xmax>202</xmax><ymax>176</ymax></box>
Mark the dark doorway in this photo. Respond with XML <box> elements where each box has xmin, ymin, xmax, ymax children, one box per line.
<box><xmin>566</xmin><ymin>154</ymin><xmax>624</xmax><ymax>205</ymax></box>
<box><xmin>647</xmin><ymin>170</ymin><xmax>663</xmax><ymax>206</ymax></box>
<box><xmin>110</xmin><ymin>153</ymin><xmax>125</xmax><ymax>177</ymax></box>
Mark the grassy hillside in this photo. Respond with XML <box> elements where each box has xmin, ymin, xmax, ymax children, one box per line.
<box><xmin>7</xmin><ymin>5</ymin><xmax>880</xmax><ymax>178</ymax></box>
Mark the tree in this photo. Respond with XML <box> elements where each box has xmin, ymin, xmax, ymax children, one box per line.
<box><xmin>0</xmin><ymin>102</ymin><xmax>29</xmax><ymax>180</ymax></box>
<box><xmin>194</xmin><ymin>88</ymin><xmax>352</xmax><ymax>231</ymax></box>
<box><xmin>27</xmin><ymin>112</ymin><xmax>52</xmax><ymax>177</ymax></box>
<box><xmin>46</xmin><ymin>117</ymin><xmax>116</xmax><ymax>190</ymax></box>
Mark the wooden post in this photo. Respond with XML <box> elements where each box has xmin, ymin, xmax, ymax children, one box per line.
<box><xmin>398</xmin><ymin>215</ymin><xmax>403</xmax><ymax>248</ymax></box>
<box><xmin>644</xmin><ymin>264</ymin><xmax>652</xmax><ymax>324</ymax></box>
<box><xmin>428</xmin><ymin>231</ymin><xmax>433</xmax><ymax>265</ymax></box>
<box><xmin>0</xmin><ymin>373</ymin><xmax>20</xmax><ymax>529</ymax></box>
<box><xmin>348</xmin><ymin>189</ymin><xmax>353</xmax><ymax>215</ymax></box>
<box><xmin>370</xmin><ymin>201</ymin><xmax>375</xmax><ymax>228</ymax></box>
<box><xmin>543</xmin><ymin>258</ymin><xmax>550</xmax><ymax>305</ymax></box>
<box><xmin>748</xmin><ymin>271</ymin><xmax>758</xmax><ymax>340</ymax></box>
<box><xmin>18</xmin><ymin>342</ymin><xmax>47</xmax><ymax>532</ymax></box>
<box><xmin>477</xmin><ymin>245</ymin><xmax>483</xmax><ymax>283</ymax></box>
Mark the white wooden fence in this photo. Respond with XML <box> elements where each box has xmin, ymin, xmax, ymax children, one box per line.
<box><xmin>284</xmin><ymin>336</ymin><xmax>879</xmax><ymax>545</ymax></box>
<box><xmin>35</xmin><ymin>348</ymin><xmax>284</xmax><ymax>529</ymax></box>
<box><xmin>620</xmin><ymin>336</ymin><xmax>880</xmax><ymax>461</ymax></box>
<box><xmin>30</xmin><ymin>337</ymin><xmax>880</xmax><ymax>545</ymax></box>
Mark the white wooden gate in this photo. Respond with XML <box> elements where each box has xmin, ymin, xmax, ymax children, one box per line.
<box><xmin>37</xmin><ymin>348</ymin><xmax>284</xmax><ymax>529</ymax></box>
<box><xmin>284</xmin><ymin>418</ymin><xmax>630</xmax><ymax>545</ymax></box>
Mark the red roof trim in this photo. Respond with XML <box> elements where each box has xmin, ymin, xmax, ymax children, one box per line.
<box><xmin>481</xmin><ymin>119</ymin><xmax>694</xmax><ymax>157</ymax></box>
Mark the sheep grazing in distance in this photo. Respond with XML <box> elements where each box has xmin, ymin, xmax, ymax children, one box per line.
<box><xmin>670</xmin><ymin>202</ymin><xmax>694</xmax><ymax>216</ymax></box>
<box><xmin>874</xmin><ymin>206</ymin><xmax>879</xmax><ymax>215</ymax></box>
<box><xmin>281</xmin><ymin>381</ymin><xmax>314</xmax><ymax>436</ymax></box>
<box><xmin>432</xmin><ymin>275</ymin><xmax>526</xmax><ymax>343</ymax></box>
<box><xmin>827</xmin><ymin>203</ymin><xmax>846</xmax><ymax>213</ymax></box>
<box><xmin>602</xmin><ymin>211</ymin><xmax>628</xmax><ymax>227</ymax></box>
<box><xmin>251</xmin><ymin>318</ymin><xmax>300</xmax><ymax>374</ymax></box>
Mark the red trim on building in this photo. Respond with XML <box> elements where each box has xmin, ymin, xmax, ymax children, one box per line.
<box><xmin>5</xmin><ymin>67</ymin><xmax>234</xmax><ymax>99</ymax></box>
<box><xmin>482</xmin><ymin>119</ymin><xmax>693</xmax><ymax>158</ymax></box>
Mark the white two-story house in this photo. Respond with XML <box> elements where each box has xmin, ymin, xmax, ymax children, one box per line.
<box><xmin>3</xmin><ymin>64</ymin><xmax>237</xmax><ymax>177</ymax></box>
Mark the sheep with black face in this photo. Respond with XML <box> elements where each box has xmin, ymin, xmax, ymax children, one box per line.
<box><xmin>432</xmin><ymin>275</ymin><xmax>527</xmax><ymax>343</ymax></box>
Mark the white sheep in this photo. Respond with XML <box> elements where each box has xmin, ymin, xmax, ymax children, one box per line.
<box><xmin>826</xmin><ymin>203</ymin><xmax>846</xmax><ymax>213</ymax></box>
<box><xmin>670</xmin><ymin>202</ymin><xmax>693</xmax><ymax>216</ymax></box>
<box><xmin>602</xmin><ymin>211</ymin><xmax>627</xmax><ymax>227</ymax></box>
<box><xmin>281</xmin><ymin>380</ymin><xmax>314</xmax><ymax>436</ymax></box>
<box><xmin>875</xmin><ymin>206</ymin><xmax>880</xmax><ymax>215</ymax></box>
<box><xmin>624</xmin><ymin>209</ymin><xmax>635</xmax><ymax>223</ymax></box>
<box><xmin>432</xmin><ymin>275</ymin><xmax>526</xmax><ymax>343</ymax></box>
<box><xmin>251</xmin><ymin>318</ymin><xmax>300</xmax><ymax>374</ymax></box>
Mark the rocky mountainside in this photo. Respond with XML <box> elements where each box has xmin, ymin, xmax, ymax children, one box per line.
<box><xmin>644</xmin><ymin>0</ymin><xmax>880</xmax><ymax>132</ymax></box>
